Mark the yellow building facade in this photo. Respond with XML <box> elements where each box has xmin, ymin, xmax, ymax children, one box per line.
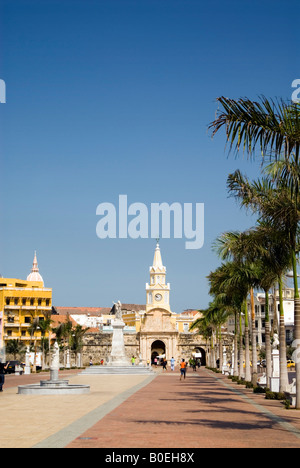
<box><xmin>0</xmin><ymin>253</ymin><xmax>52</xmax><ymax>350</ymax></box>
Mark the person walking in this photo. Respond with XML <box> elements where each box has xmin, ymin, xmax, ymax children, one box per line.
<box><xmin>180</xmin><ymin>359</ymin><xmax>187</xmax><ymax>381</ymax></box>
<box><xmin>0</xmin><ymin>361</ymin><xmax>10</xmax><ymax>392</ymax></box>
<box><xmin>131</xmin><ymin>356</ymin><xmax>136</xmax><ymax>366</ymax></box>
<box><xmin>170</xmin><ymin>357</ymin><xmax>175</xmax><ymax>371</ymax></box>
<box><xmin>162</xmin><ymin>358</ymin><xmax>167</xmax><ymax>371</ymax></box>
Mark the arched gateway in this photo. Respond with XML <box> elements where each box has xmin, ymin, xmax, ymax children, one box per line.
<box><xmin>151</xmin><ymin>340</ymin><xmax>166</xmax><ymax>363</ymax></box>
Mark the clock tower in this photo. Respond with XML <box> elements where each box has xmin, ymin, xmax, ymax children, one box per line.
<box><xmin>145</xmin><ymin>240</ymin><xmax>171</xmax><ymax>313</ymax></box>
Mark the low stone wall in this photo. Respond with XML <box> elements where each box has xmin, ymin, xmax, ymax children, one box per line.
<box><xmin>82</xmin><ymin>331</ymin><xmax>207</xmax><ymax>366</ymax></box>
<box><xmin>177</xmin><ymin>334</ymin><xmax>207</xmax><ymax>365</ymax></box>
<box><xmin>82</xmin><ymin>332</ymin><xmax>140</xmax><ymax>365</ymax></box>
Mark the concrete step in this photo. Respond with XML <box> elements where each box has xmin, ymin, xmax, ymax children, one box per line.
<box><xmin>81</xmin><ymin>366</ymin><xmax>154</xmax><ymax>375</ymax></box>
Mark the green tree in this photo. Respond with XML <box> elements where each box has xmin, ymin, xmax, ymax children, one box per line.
<box><xmin>5</xmin><ymin>339</ymin><xmax>26</xmax><ymax>360</ymax></box>
<box><xmin>208</xmin><ymin>261</ymin><xmax>255</xmax><ymax>379</ymax></box>
<box><xmin>70</xmin><ymin>324</ymin><xmax>88</xmax><ymax>367</ymax></box>
<box><xmin>226</xmin><ymin>172</ymin><xmax>296</xmax><ymax>391</ymax></box>
<box><xmin>209</xmin><ymin>96</ymin><xmax>300</xmax><ymax>404</ymax></box>
<box><xmin>28</xmin><ymin>315</ymin><xmax>41</xmax><ymax>373</ymax></box>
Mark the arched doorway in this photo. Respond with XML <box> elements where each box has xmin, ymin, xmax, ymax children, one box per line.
<box><xmin>151</xmin><ymin>340</ymin><xmax>166</xmax><ymax>364</ymax></box>
<box><xmin>192</xmin><ymin>347</ymin><xmax>206</xmax><ymax>367</ymax></box>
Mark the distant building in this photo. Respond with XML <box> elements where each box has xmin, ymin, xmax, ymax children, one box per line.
<box><xmin>0</xmin><ymin>252</ymin><xmax>52</xmax><ymax>349</ymax></box>
<box><xmin>226</xmin><ymin>287</ymin><xmax>296</xmax><ymax>348</ymax></box>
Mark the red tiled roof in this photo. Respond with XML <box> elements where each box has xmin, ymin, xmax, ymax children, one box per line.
<box><xmin>53</xmin><ymin>304</ymin><xmax>146</xmax><ymax>315</ymax></box>
<box><xmin>50</xmin><ymin>314</ymin><xmax>78</xmax><ymax>327</ymax></box>
<box><xmin>53</xmin><ymin>307</ymin><xmax>111</xmax><ymax>316</ymax></box>
<box><xmin>181</xmin><ymin>310</ymin><xmax>200</xmax><ymax>316</ymax></box>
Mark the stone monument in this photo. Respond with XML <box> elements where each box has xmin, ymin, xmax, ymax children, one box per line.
<box><xmin>270</xmin><ymin>333</ymin><xmax>280</xmax><ymax>392</ymax></box>
<box><xmin>82</xmin><ymin>301</ymin><xmax>153</xmax><ymax>375</ymax></box>
<box><xmin>108</xmin><ymin>301</ymin><xmax>130</xmax><ymax>366</ymax></box>
<box><xmin>18</xmin><ymin>340</ymin><xmax>90</xmax><ymax>395</ymax></box>
<box><xmin>24</xmin><ymin>346</ymin><xmax>31</xmax><ymax>375</ymax></box>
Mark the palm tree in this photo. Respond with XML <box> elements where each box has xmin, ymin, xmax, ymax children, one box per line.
<box><xmin>28</xmin><ymin>315</ymin><xmax>41</xmax><ymax>373</ymax></box>
<box><xmin>5</xmin><ymin>339</ymin><xmax>26</xmax><ymax>361</ymax></box>
<box><xmin>53</xmin><ymin>314</ymin><xmax>73</xmax><ymax>366</ymax></box>
<box><xmin>38</xmin><ymin>315</ymin><xmax>52</xmax><ymax>369</ymax></box>
<box><xmin>209</xmin><ymin>95</ymin><xmax>300</xmax><ymax>404</ymax></box>
<box><xmin>226</xmin><ymin>173</ymin><xmax>296</xmax><ymax>392</ymax></box>
<box><xmin>264</xmin><ymin>154</ymin><xmax>300</xmax><ymax>403</ymax></box>
<box><xmin>213</xmin><ymin>232</ymin><xmax>266</xmax><ymax>384</ymax></box>
<box><xmin>70</xmin><ymin>324</ymin><xmax>88</xmax><ymax>368</ymax></box>
<box><xmin>214</xmin><ymin>226</ymin><xmax>291</xmax><ymax>388</ymax></box>
<box><xmin>209</xmin><ymin>96</ymin><xmax>300</xmax><ymax>162</ymax></box>
<box><xmin>190</xmin><ymin>310</ymin><xmax>214</xmax><ymax>365</ymax></box>
<box><xmin>208</xmin><ymin>261</ymin><xmax>254</xmax><ymax>379</ymax></box>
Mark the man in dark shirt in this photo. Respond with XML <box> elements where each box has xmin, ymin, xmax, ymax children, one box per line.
<box><xmin>0</xmin><ymin>361</ymin><xmax>10</xmax><ymax>392</ymax></box>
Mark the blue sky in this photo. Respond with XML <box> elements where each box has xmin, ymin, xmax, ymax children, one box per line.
<box><xmin>0</xmin><ymin>0</ymin><xmax>299</xmax><ymax>312</ymax></box>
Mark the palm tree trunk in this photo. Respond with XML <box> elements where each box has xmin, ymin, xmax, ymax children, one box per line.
<box><xmin>244</xmin><ymin>299</ymin><xmax>251</xmax><ymax>382</ymax></box>
<box><xmin>233</xmin><ymin>312</ymin><xmax>238</xmax><ymax>376</ymax></box>
<box><xmin>218</xmin><ymin>325</ymin><xmax>223</xmax><ymax>371</ymax></box>
<box><xmin>250</xmin><ymin>288</ymin><xmax>258</xmax><ymax>386</ymax></box>
<box><xmin>278</xmin><ymin>276</ymin><xmax>289</xmax><ymax>393</ymax></box>
<box><xmin>264</xmin><ymin>290</ymin><xmax>272</xmax><ymax>389</ymax></box>
<box><xmin>211</xmin><ymin>333</ymin><xmax>216</xmax><ymax>368</ymax></box>
<box><xmin>239</xmin><ymin>309</ymin><xmax>244</xmax><ymax>379</ymax></box>
<box><xmin>291</xmin><ymin>250</ymin><xmax>300</xmax><ymax>408</ymax></box>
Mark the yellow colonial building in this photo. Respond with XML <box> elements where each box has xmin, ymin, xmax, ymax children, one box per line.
<box><xmin>0</xmin><ymin>252</ymin><xmax>52</xmax><ymax>350</ymax></box>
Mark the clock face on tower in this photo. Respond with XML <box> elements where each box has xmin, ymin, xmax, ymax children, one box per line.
<box><xmin>155</xmin><ymin>293</ymin><xmax>162</xmax><ymax>301</ymax></box>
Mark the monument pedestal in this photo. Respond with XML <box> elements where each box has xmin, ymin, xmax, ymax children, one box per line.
<box><xmin>82</xmin><ymin>303</ymin><xmax>154</xmax><ymax>376</ymax></box>
<box><xmin>270</xmin><ymin>349</ymin><xmax>280</xmax><ymax>393</ymax></box>
<box><xmin>108</xmin><ymin>319</ymin><xmax>130</xmax><ymax>366</ymax></box>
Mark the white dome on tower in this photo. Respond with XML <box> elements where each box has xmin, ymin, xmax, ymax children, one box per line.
<box><xmin>27</xmin><ymin>251</ymin><xmax>44</xmax><ymax>285</ymax></box>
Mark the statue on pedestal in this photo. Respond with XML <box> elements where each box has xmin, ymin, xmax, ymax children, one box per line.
<box><xmin>114</xmin><ymin>301</ymin><xmax>123</xmax><ymax>321</ymax></box>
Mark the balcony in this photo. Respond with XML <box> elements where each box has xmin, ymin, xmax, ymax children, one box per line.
<box><xmin>4</xmin><ymin>322</ymin><xmax>20</xmax><ymax>328</ymax></box>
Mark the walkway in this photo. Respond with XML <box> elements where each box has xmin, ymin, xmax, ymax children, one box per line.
<box><xmin>1</xmin><ymin>368</ymin><xmax>300</xmax><ymax>448</ymax></box>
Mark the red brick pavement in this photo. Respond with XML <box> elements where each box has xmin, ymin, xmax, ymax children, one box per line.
<box><xmin>66</xmin><ymin>368</ymin><xmax>300</xmax><ymax>449</ymax></box>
